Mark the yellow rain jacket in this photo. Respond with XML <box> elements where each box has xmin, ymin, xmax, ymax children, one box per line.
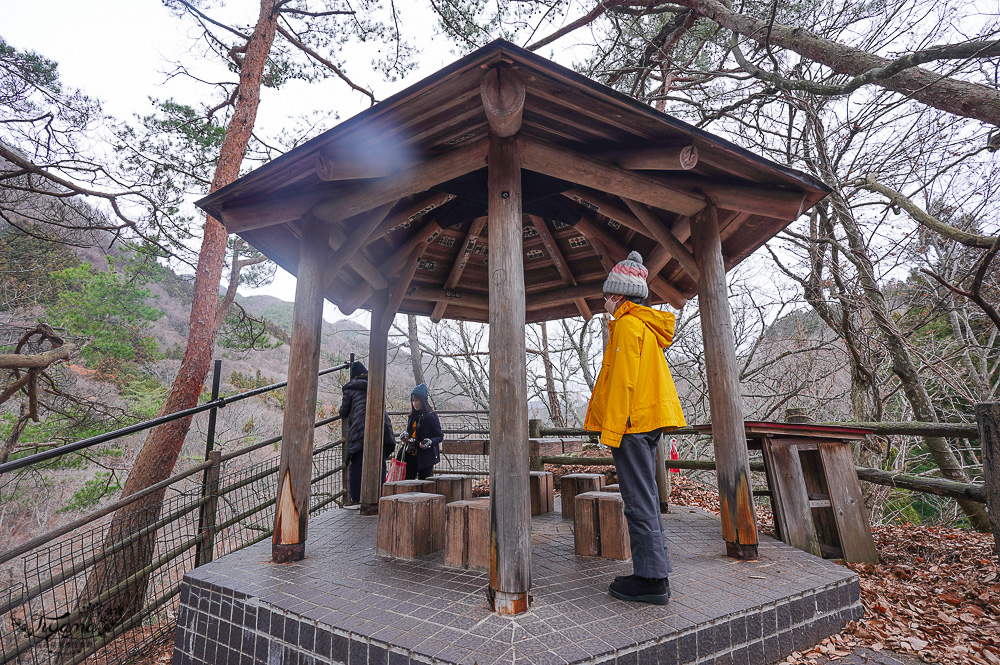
<box><xmin>584</xmin><ymin>301</ymin><xmax>686</xmax><ymax>447</ymax></box>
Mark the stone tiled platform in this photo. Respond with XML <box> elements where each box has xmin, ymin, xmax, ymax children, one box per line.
<box><xmin>173</xmin><ymin>503</ymin><xmax>862</xmax><ymax>665</ymax></box>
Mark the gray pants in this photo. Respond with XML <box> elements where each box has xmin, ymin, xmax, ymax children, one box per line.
<box><xmin>611</xmin><ymin>429</ymin><xmax>671</xmax><ymax>578</ymax></box>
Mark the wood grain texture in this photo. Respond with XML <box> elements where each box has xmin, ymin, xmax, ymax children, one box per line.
<box><xmin>530</xmin><ymin>471</ymin><xmax>554</xmax><ymax>515</ymax></box>
<box><xmin>819</xmin><ymin>441</ymin><xmax>879</xmax><ymax>563</ymax></box>
<box><xmin>560</xmin><ymin>473</ymin><xmax>604</xmax><ymax>520</ymax></box>
<box><xmin>432</xmin><ymin>474</ymin><xmax>473</xmax><ymax>504</ymax></box>
<box><xmin>432</xmin><ymin>216</ymin><xmax>487</xmax><ymax>322</ymax></box>
<box><xmin>376</xmin><ymin>493</ymin><xmax>445</xmax><ymax>558</ymax></box>
<box><xmin>272</xmin><ymin>217</ymin><xmax>328</xmax><ymax>562</ymax></box>
<box><xmin>600</xmin><ymin>145</ymin><xmax>699</xmax><ymax>171</ymax></box>
<box><xmin>764</xmin><ymin>442</ymin><xmax>821</xmax><ymax>557</ymax></box>
<box><xmin>691</xmin><ymin>202</ymin><xmax>759</xmax><ymax>559</ymax></box>
<box><xmin>623</xmin><ymin>198</ymin><xmax>699</xmax><ymax>280</ymax></box>
<box><xmin>486</xmin><ymin>131</ymin><xmax>532</xmax><ymax>615</ymax></box>
<box><xmin>573</xmin><ymin>491</ymin><xmax>630</xmax><ymax>560</ymax></box>
<box><xmin>481</xmin><ymin>67</ymin><xmax>524</xmax><ymax>138</ymax></box>
<box><xmin>360</xmin><ymin>289</ymin><xmax>390</xmax><ymax>514</ymax></box>
<box><xmin>322</xmin><ymin>203</ymin><xmax>395</xmax><ymax>289</ymax></box>
<box><xmin>976</xmin><ymin>402</ymin><xmax>1000</xmax><ymax>562</ymax></box>
<box><xmin>519</xmin><ymin>136</ymin><xmax>705</xmax><ymax>217</ymax></box>
<box><xmin>444</xmin><ymin>498</ymin><xmax>491</xmax><ymax>570</ymax></box>
<box><xmin>382</xmin><ymin>480</ymin><xmax>435</xmax><ymax>496</ymax></box>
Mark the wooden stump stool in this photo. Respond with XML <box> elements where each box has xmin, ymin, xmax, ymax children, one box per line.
<box><xmin>560</xmin><ymin>473</ymin><xmax>604</xmax><ymax>519</ymax></box>
<box><xmin>602</xmin><ymin>484</ymin><xmax>620</xmax><ymax>493</ymax></box>
<box><xmin>376</xmin><ymin>493</ymin><xmax>445</xmax><ymax>558</ymax></box>
<box><xmin>530</xmin><ymin>471</ymin><xmax>554</xmax><ymax>515</ymax></box>
<box><xmin>444</xmin><ymin>498</ymin><xmax>490</xmax><ymax>570</ymax></box>
<box><xmin>432</xmin><ymin>474</ymin><xmax>473</xmax><ymax>504</ymax></box>
<box><xmin>574</xmin><ymin>491</ymin><xmax>630</xmax><ymax>560</ymax></box>
<box><xmin>382</xmin><ymin>479</ymin><xmax>434</xmax><ymax>496</ymax></box>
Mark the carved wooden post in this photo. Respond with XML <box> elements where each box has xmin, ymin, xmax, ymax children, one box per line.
<box><xmin>361</xmin><ymin>289</ymin><xmax>390</xmax><ymax>515</ymax></box>
<box><xmin>976</xmin><ymin>402</ymin><xmax>1000</xmax><ymax>562</ymax></box>
<box><xmin>655</xmin><ymin>433</ymin><xmax>670</xmax><ymax>513</ymax></box>
<box><xmin>483</xmin><ymin>65</ymin><xmax>531</xmax><ymax>615</ymax></box>
<box><xmin>272</xmin><ymin>216</ymin><xmax>327</xmax><ymax>562</ymax></box>
<box><xmin>690</xmin><ymin>202</ymin><xmax>759</xmax><ymax>560</ymax></box>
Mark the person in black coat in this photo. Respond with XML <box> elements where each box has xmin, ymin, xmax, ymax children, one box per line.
<box><xmin>402</xmin><ymin>383</ymin><xmax>443</xmax><ymax>480</ymax></box>
<box><xmin>339</xmin><ymin>361</ymin><xmax>395</xmax><ymax>505</ymax></box>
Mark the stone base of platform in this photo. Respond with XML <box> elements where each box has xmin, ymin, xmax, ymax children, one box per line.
<box><xmin>173</xmin><ymin>506</ymin><xmax>862</xmax><ymax>665</ymax></box>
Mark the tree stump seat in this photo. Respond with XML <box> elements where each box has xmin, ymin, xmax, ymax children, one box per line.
<box><xmin>376</xmin><ymin>492</ymin><xmax>445</xmax><ymax>559</ymax></box>
<box><xmin>431</xmin><ymin>474</ymin><xmax>473</xmax><ymax>504</ymax></box>
<box><xmin>530</xmin><ymin>471</ymin><xmax>554</xmax><ymax>515</ymax></box>
<box><xmin>560</xmin><ymin>473</ymin><xmax>605</xmax><ymax>519</ymax></box>
<box><xmin>382</xmin><ymin>479</ymin><xmax>435</xmax><ymax>496</ymax></box>
<box><xmin>574</xmin><ymin>491</ymin><xmax>630</xmax><ymax>560</ymax></box>
<box><xmin>443</xmin><ymin>498</ymin><xmax>491</xmax><ymax>570</ymax></box>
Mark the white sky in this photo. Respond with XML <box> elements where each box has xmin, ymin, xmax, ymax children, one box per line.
<box><xmin>3</xmin><ymin>1</ymin><xmax>567</xmax><ymax>326</ymax></box>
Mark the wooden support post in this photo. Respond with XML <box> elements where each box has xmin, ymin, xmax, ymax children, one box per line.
<box><xmin>360</xmin><ymin>289</ymin><xmax>390</xmax><ymax>516</ymax></box>
<box><xmin>690</xmin><ymin>202</ymin><xmax>759</xmax><ymax>560</ymax></box>
<box><xmin>976</xmin><ymin>402</ymin><xmax>1000</xmax><ymax>562</ymax></box>
<box><xmin>528</xmin><ymin>419</ymin><xmax>544</xmax><ymax>471</ymax></box>
<box><xmin>486</xmin><ymin>130</ymin><xmax>531</xmax><ymax>616</ymax></box>
<box><xmin>272</xmin><ymin>217</ymin><xmax>328</xmax><ymax>563</ymax></box>
<box><xmin>432</xmin><ymin>216</ymin><xmax>487</xmax><ymax>322</ymax></box>
<box><xmin>655</xmin><ymin>433</ymin><xmax>670</xmax><ymax>514</ymax></box>
<box><xmin>197</xmin><ymin>450</ymin><xmax>222</xmax><ymax>567</ymax></box>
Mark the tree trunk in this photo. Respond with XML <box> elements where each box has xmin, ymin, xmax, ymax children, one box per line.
<box><xmin>407</xmin><ymin>314</ymin><xmax>425</xmax><ymax>386</ymax></box>
<box><xmin>832</xmin><ymin>195</ymin><xmax>991</xmax><ymax>531</ymax></box>
<box><xmin>538</xmin><ymin>321</ymin><xmax>564</xmax><ymax>427</ymax></box>
<box><xmin>65</xmin><ymin>0</ymin><xmax>281</xmax><ymax>649</ymax></box>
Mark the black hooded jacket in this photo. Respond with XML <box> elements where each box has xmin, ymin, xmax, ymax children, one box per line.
<box><xmin>404</xmin><ymin>396</ymin><xmax>444</xmax><ymax>469</ymax></box>
<box><xmin>339</xmin><ymin>377</ymin><xmax>394</xmax><ymax>457</ymax></box>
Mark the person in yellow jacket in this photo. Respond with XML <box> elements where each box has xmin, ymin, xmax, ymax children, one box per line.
<box><xmin>584</xmin><ymin>250</ymin><xmax>686</xmax><ymax>605</ymax></box>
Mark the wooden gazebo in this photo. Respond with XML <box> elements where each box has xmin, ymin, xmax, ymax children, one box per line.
<box><xmin>196</xmin><ymin>39</ymin><xmax>829</xmax><ymax>615</ymax></box>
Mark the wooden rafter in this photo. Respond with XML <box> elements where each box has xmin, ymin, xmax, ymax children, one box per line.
<box><xmin>382</xmin><ymin>245</ymin><xmax>425</xmax><ymax>332</ymax></box>
<box><xmin>323</xmin><ymin>216</ymin><xmax>388</xmax><ymax>290</ymax></box>
<box><xmin>322</xmin><ymin>202</ymin><xmax>395</xmax><ymax>289</ymax></box>
<box><xmin>529</xmin><ymin>215</ymin><xmax>591</xmax><ymax>320</ymax></box>
<box><xmin>623</xmin><ymin>198</ymin><xmax>700</xmax><ymax>281</ymax></box>
<box><xmin>431</xmin><ymin>216</ymin><xmax>486</xmax><ymax>322</ymax></box>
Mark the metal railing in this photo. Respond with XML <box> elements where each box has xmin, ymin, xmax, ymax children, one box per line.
<box><xmin>0</xmin><ymin>358</ymin><xmax>353</xmax><ymax>665</ymax></box>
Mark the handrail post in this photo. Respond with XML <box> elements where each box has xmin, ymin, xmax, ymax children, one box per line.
<box><xmin>975</xmin><ymin>402</ymin><xmax>1000</xmax><ymax>563</ymax></box>
<box><xmin>342</xmin><ymin>352</ymin><xmax>354</xmax><ymax>505</ymax></box>
<box><xmin>528</xmin><ymin>419</ymin><xmax>543</xmax><ymax>471</ymax></box>
<box><xmin>196</xmin><ymin>450</ymin><xmax>223</xmax><ymax>567</ymax></box>
<box><xmin>195</xmin><ymin>359</ymin><xmax>223</xmax><ymax>566</ymax></box>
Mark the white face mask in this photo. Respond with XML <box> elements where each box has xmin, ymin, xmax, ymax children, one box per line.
<box><xmin>604</xmin><ymin>295</ymin><xmax>620</xmax><ymax>317</ymax></box>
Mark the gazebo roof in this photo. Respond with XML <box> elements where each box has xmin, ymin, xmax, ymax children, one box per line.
<box><xmin>197</xmin><ymin>39</ymin><xmax>829</xmax><ymax>324</ymax></box>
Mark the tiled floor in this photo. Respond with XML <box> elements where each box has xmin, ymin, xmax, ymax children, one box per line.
<box><xmin>173</xmin><ymin>502</ymin><xmax>861</xmax><ymax>665</ymax></box>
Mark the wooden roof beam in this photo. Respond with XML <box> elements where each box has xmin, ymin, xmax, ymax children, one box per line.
<box><xmin>365</xmin><ymin>191</ymin><xmax>455</xmax><ymax>244</ymax></box>
<box><xmin>324</xmin><ymin>217</ymin><xmax>388</xmax><ymax>290</ymax></box>
<box><xmin>336</xmin><ymin>217</ymin><xmax>443</xmax><ymax>315</ymax></box>
<box><xmin>381</xmin><ymin>245</ymin><xmax>426</xmax><ymax>332</ymax></box>
<box><xmin>481</xmin><ymin>67</ymin><xmax>524</xmax><ymax>137</ymax></box>
<box><xmin>310</xmin><ymin>137</ymin><xmax>488</xmax><ymax>225</ymax></box>
<box><xmin>322</xmin><ymin>202</ymin><xmax>395</xmax><ymax>289</ymax></box>
<box><xmin>623</xmin><ymin>198</ymin><xmax>699</xmax><ymax>282</ymax></box>
<box><xmin>403</xmin><ymin>282</ymin><xmax>603</xmax><ymax>311</ymax></box>
<box><xmin>597</xmin><ymin>145</ymin><xmax>699</xmax><ymax>171</ymax></box>
<box><xmin>518</xmin><ymin>136</ymin><xmax>706</xmax><ymax>217</ymax></box>
<box><xmin>529</xmin><ymin>215</ymin><xmax>591</xmax><ymax>321</ymax></box>
<box><xmin>316</xmin><ymin>154</ymin><xmax>398</xmax><ymax>181</ymax></box>
<box><xmin>431</xmin><ymin>216</ymin><xmax>487</xmax><ymax>322</ymax></box>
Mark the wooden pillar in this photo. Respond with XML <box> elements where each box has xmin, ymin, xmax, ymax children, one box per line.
<box><xmin>528</xmin><ymin>418</ymin><xmax>544</xmax><ymax>471</ymax></box>
<box><xmin>690</xmin><ymin>202</ymin><xmax>759</xmax><ymax>560</ymax></box>
<box><xmin>655</xmin><ymin>433</ymin><xmax>670</xmax><ymax>513</ymax></box>
<box><xmin>976</xmin><ymin>402</ymin><xmax>1000</xmax><ymax>562</ymax></box>
<box><xmin>272</xmin><ymin>217</ymin><xmax>328</xmax><ymax>563</ymax></box>
<box><xmin>486</xmin><ymin>130</ymin><xmax>532</xmax><ymax>615</ymax></box>
<box><xmin>360</xmin><ymin>289</ymin><xmax>390</xmax><ymax>516</ymax></box>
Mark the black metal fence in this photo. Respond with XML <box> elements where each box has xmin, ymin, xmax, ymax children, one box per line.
<box><xmin>0</xmin><ymin>360</ymin><xmax>352</xmax><ymax>665</ymax></box>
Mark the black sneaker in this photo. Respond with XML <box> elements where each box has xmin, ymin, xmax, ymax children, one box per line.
<box><xmin>609</xmin><ymin>576</ymin><xmax>670</xmax><ymax>605</ymax></box>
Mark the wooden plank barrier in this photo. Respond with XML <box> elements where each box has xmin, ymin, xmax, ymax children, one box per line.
<box><xmin>444</xmin><ymin>498</ymin><xmax>491</xmax><ymax>570</ymax></box>
<box><xmin>574</xmin><ymin>491</ymin><xmax>630</xmax><ymax>560</ymax></box>
<box><xmin>560</xmin><ymin>473</ymin><xmax>604</xmax><ymax>519</ymax></box>
<box><xmin>530</xmin><ymin>471</ymin><xmax>554</xmax><ymax>515</ymax></box>
<box><xmin>382</xmin><ymin>480</ymin><xmax>435</xmax><ymax>496</ymax></box>
<box><xmin>376</xmin><ymin>493</ymin><xmax>445</xmax><ymax>558</ymax></box>
<box><xmin>432</xmin><ymin>474</ymin><xmax>473</xmax><ymax>504</ymax></box>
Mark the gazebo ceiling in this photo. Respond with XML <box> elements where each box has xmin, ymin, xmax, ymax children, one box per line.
<box><xmin>197</xmin><ymin>39</ymin><xmax>830</xmax><ymax>324</ymax></box>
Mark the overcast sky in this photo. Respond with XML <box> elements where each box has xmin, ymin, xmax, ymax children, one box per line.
<box><xmin>3</xmin><ymin>1</ymin><xmax>559</xmax><ymax>326</ymax></box>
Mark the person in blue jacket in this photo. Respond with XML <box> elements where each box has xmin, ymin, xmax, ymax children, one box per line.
<box><xmin>402</xmin><ymin>383</ymin><xmax>443</xmax><ymax>480</ymax></box>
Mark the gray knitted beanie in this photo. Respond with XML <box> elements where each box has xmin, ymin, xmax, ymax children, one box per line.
<box><xmin>602</xmin><ymin>251</ymin><xmax>649</xmax><ymax>299</ymax></box>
